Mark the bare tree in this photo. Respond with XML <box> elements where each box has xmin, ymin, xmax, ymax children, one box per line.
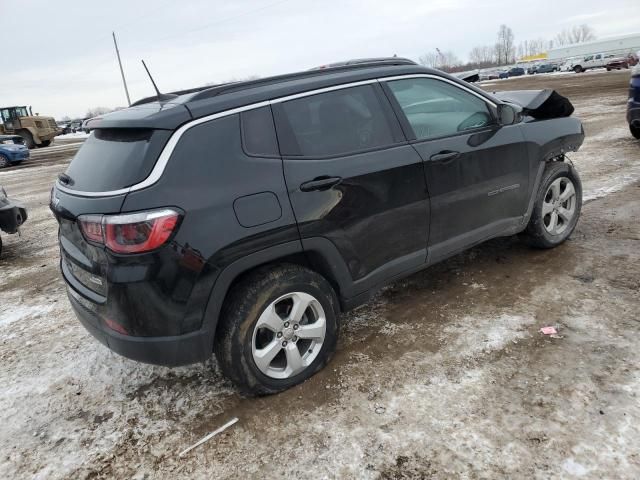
<box><xmin>84</xmin><ymin>107</ymin><xmax>112</xmax><ymax>119</ymax></box>
<box><xmin>494</xmin><ymin>24</ymin><xmax>515</xmax><ymax>65</ymax></box>
<box><xmin>469</xmin><ymin>45</ymin><xmax>496</xmax><ymax>65</ymax></box>
<box><xmin>555</xmin><ymin>24</ymin><xmax>596</xmax><ymax>46</ymax></box>
<box><xmin>418</xmin><ymin>52</ymin><xmax>438</xmax><ymax>68</ymax></box>
<box><xmin>516</xmin><ymin>37</ymin><xmax>552</xmax><ymax>59</ymax></box>
<box><xmin>439</xmin><ymin>50</ymin><xmax>461</xmax><ymax>70</ymax></box>
<box><xmin>419</xmin><ymin>50</ymin><xmax>460</xmax><ymax>71</ymax></box>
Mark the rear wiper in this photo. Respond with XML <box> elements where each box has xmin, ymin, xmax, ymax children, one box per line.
<box><xmin>58</xmin><ymin>173</ymin><xmax>75</xmax><ymax>186</ymax></box>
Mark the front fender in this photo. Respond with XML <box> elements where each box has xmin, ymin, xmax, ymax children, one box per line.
<box><xmin>520</xmin><ymin>116</ymin><xmax>585</xmax><ymax>163</ymax></box>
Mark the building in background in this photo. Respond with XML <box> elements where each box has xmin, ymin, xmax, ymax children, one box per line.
<box><xmin>547</xmin><ymin>33</ymin><xmax>640</xmax><ymax>61</ymax></box>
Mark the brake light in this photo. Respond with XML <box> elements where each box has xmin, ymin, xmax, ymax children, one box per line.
<box><xmin>79</xmin><ymin>216</ymin><xmax>104</xmax><ymax>243</ymax></box>
<box><xmin>78</xmin><ymin>209</ymin><xmax>181</xmax><ymax>254</ymax></box>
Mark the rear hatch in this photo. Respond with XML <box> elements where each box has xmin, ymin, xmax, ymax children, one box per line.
<box><xmin>51</xmin><ymin>102</ymin><xmax>191</xmax><ymax>302</ymax></box>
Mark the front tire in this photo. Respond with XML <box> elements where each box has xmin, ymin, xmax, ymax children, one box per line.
<box><xmin>0</xmin><ymin>154</ymin><xmax>9</xmax><ymax>168</ymax></box>
<box><xmin>214</xmin><ymin>264</ymin><xmax>340</xmax><ymax>396</ymax></box>
<box><xmin>574</xmin><ymin>65</ymin><xmax>583</xmax><ymax>73</ymax></box>
<box><xmin>631</xmin><ymin>124</ymin><xmax>640</xmax><ymax>139</ymax></box>
<box><xmin>520</xmin><ymin>162</ymin><xmax>582</xmax><ymax>249</ymax></box>
<box><xmin>19</xmin><ymin>131</ymin><xmax>35</xmax><ymax>149</ymax></box>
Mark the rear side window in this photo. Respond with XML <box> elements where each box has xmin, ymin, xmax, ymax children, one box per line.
<box><xmin>276</xmin><ymin>84</ymin><xmax>395</xmax><ymax>157</ymax></box>
<box><xmin>240</xmin><ymin>106</ymin><xmax>279</xmax><ymax>157</ymax></box>
<box><xmin>63</xmin><ymin>128</ymin><xmax>170</xmax><ymax>192</ymax></box>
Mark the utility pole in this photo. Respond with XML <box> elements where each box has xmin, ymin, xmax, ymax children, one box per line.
<box><xmin>112</xmin><ymin>31</ymin><xmax>131</xmax><ymax>106</ymax></box>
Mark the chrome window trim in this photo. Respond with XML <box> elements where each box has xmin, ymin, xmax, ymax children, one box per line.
<box><xmin>56</xmin><ymin>74</ymin><xmax>494</xmax><ymax>198</ymax></box>
<box><xmin>379</xmin><ymin>73</ymin><xmax>498</xmax><ymax>108</ymax></box>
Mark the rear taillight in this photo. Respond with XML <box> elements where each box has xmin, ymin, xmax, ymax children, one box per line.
<box><xmin>78</xmin><ymin>209</ymin><xmax>181</xmax><ymax>254</ymax></box>
<box><xmin>79</xmin><ymin>215</ymin><xmax>104</xmax><ymax>243</ymax></box>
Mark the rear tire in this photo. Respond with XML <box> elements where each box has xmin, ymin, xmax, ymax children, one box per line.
<box><xmin>214</xmin><ymin>264</ymin><xmax>340</xmax><ymax>396</ymax></box>
<box><xmin>631</xmin><ymin>125</ymin><xmax>640</xmax><ymax>139</ymax></box>
<box><xmin>520</xmin><ymin>162</ymin><xmax>582</xmax><ymax>249</ymax></box>
<box><xmin>40</xmin><ymin>140</ymin><xmax>51</xmax><ymax>147</ymax></box>
<box><xmin>0</xmin><ymin>154</ymin><xmax>9</xmax><ymax>168</ymax></box>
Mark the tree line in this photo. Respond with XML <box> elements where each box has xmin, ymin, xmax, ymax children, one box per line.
<box><xmin>419</xmin><ymin>24</ymin><xmax>596</xmax><ymax>72</ymax></box>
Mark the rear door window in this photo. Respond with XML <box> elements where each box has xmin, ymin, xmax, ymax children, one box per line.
<box><xmin>275</xmin><ymin>84</ymin><xmax>396</xmax><ymax>157</ymax></box>
<box><xmin>63</xmin><ymin>128</ymin><xmax>170</xmax><ymax>192</ymax></box>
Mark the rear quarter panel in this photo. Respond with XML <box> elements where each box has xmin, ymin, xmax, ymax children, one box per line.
<box><xmin>121</xmin><ymin>113</ymin><xmax>300</xmax><ymax>334</ymax></box>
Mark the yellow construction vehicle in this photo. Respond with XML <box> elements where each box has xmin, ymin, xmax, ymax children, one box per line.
<box><xmin>0</xmin><ymin>106</ymin><xmax>60</xmax><ymax>148</ymax></box>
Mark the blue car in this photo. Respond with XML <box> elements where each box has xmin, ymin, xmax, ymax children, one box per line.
<box><xmin>0</xmin><ymin>135</ymin><xmax>30</xmax><ymax>167</ymax></box>
<box><xmin>629</xmin><ymin>65</ymin><xmax>640</xmax><ymax>139</ymax></box>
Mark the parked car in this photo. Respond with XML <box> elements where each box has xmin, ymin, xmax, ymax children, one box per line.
<box><xmin>534</xmin><ymin>64</ymin><xmax>558</xmax><ymax>74</ymax></box>
<box><xmin>50</xmin><ymin>58</ymin><xmax>585</xmax><ymax>395</ymax></box>
<box><xmin>606</xmin><ymin>57</ymin><xmax>630</xmax><ymax>70</ymax></box>
<box><xmin>0</xmin><ymin>135</ymin><xmax>30</xmax><ymax>168</ymax></box>
<box><xmin>498</xmin><ymin>70</ymin><xmax>510</xmax><ymax>79</ymax></box>
<box><xmin>508</xmin><ymin>67</ymin><xmax>525</xmax><ymax>77</ymax></box>
<box><xmin>606</xmin><ymin>54</ymin><xmax>639</xmax><ymax>70</ymax></box>
<box><xmin>485</xmin><ymin>71</ymin><xmax>502</xmax><ymax>80</ymax></box>
<box><xmin>561</xmin><ymin>57</ymin><xmax>580</xmax><ymax>72</ymax></box>
<box><xmin>0</xmin><ymin>185</ymin><xmax>28</xmax><ymax>256</ymax></box>
<box><xmin>629</xmin><ymin>64</ymin><xmax>640</xmax><ymax>139</ymax></box>
<box><xmin>57</xmin><ymin>122</ymin><xmax>72</xmax><ymax>135</ymax></box>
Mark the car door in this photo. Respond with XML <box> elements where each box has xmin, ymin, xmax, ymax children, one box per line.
<box><xmin>272</xmin><ymin>82</ymin><xmax>430</xmax><ymax>294</ymax></box>
<box><xmin>381</xmin><ymin>75</ymin><xmax>530</xmax><ymax>263</ymax></box>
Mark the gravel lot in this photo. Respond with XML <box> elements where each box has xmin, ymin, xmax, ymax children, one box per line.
<box><xmin>1</xmin><ymin>70</ymin><xmax>639</xmax><ymax>479</ymax></box>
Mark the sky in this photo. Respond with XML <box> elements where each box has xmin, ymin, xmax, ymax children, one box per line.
<box><xmin>1</xmin><ymin>0</ymin><xmax>638</xmax><ymax>119</ymax></box>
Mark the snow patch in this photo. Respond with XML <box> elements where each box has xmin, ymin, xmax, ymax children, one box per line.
<box><xmin>0</xmin><ymin>303</ymin><xmax>55</xmax><ymax>328</ymax></box>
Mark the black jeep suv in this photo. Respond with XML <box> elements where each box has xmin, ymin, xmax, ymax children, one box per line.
<box><xmin>51</xmin><ymin>58</ymin><xmax>584</xmax><ymax>395</ymax></box>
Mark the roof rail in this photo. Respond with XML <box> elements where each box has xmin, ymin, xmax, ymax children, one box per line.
<box><xmin>130</xmin><ymin>57</ymin><xmax>418</xmax><ymax>106</ymax></box>
<box><xmin>311</xmin><ymin>57</ymin><xmax>417</xmax><ymax>69</ymax></box>
<box><xmin>189</xmin><ymin>57</ymin><xmax>418</xmax><ymax>102</ymax></box>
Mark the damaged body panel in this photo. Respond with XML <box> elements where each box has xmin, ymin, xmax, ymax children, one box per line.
<box><xmin>493</xmin><ymin>89</ymin><xmax>575</xmax><ymax>120</ymax></box>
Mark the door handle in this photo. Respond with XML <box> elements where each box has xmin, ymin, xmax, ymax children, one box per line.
<box><xmin>300</xmin><ymin>176</ymin><xmax>342</xmax><ymax>192</ymax></box>
<box><xmin>430</xmin><ymin>151</ymin><xmax>460</xmax><ymax>163</ymax></box>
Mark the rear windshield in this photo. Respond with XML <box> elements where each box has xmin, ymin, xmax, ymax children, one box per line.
<box><xmin>63</xmin><ymin>128</ymin><xmax>170</xmax><ymax>192</ymax></box>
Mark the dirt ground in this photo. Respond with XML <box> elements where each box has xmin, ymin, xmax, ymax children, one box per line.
<box><xmin>0</xmin><ymin>70</ymin><xmax>639</xmax><ymax>479</ymax></box>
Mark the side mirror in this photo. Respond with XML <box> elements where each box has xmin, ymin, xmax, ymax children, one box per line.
<box><xmin>497</xmin><ymin>104</ymin><xmax>520</xmax><ymax>125</ymax></box>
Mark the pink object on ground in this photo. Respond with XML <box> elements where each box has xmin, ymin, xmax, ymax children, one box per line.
<box><xmin>540</xmin><ymin>326</ymin><xmax>558</xmax><ymax>335</ymax></box>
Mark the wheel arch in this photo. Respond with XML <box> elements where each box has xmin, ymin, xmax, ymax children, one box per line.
<box><xmin>201</xmin><ymin>239</ymin><xmax>353</xmax><ymax>349</ymax></box>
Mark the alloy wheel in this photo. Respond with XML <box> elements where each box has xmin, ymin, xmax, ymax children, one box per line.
<box><xmin>251</xmin><ymin>292</ymin><xmax>326</xmax><ymax>379</ymax></box>
<box><xmin>542</xmin><ymin>177</ymin><xmax>576</xmax><ymax>235</ymax></box>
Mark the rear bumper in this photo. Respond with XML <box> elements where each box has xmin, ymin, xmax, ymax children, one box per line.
<box><xmin>0</xmin><ymin>199</ymin><xmax>28</xmax><ymax>234</ymax></box>
<box><xmin>66</xmin><ymin>283</ymin><xmax>213</xmax><ymax>366</ymax></box>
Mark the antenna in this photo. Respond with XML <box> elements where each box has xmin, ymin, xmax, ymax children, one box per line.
<box><xmin>112</xmin><ymin>32</ymin><xmax>131</xmax><ymax>106</ymax></box>
<box><xmin>141</xmin><ymin>60</ymin><xmax>177</xmax><ymax>102</ymax></box>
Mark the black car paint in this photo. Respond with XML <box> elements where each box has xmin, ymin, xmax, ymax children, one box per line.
<box><xmin>50</xmin><ymin>64</ymin><xmax>585</xmax><ymax>367</ymax></box>
<box><xmin>0</xmin><ymin>193</ymin><xmax>28</xmax><ymax>235</ymax></box>
<box><xmin>0</xmin><ymin>187</ymin><xmax>28</xmax><ymax>257</ymax></box>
